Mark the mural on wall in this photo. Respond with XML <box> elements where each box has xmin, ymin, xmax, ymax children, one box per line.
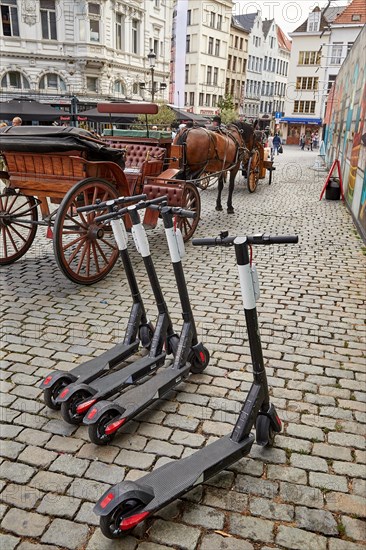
<box><xmin>324</xmin><ymin>25</ymin><xmax>366</xmax><ymax>239</ymax></box>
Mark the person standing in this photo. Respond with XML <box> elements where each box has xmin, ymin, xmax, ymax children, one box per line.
<box><xmin>267</xmin><ymin>133</ymin><xmax>274</xmax><ymax>155</ymax></box>
<box><xmin>272</xmin><ymin>133</ymin><xmax>282</xmax><ymax>155</ymax></box>
<box><xmin>300</xmin><ymin>134</ymin><xmax>305</xmax><ymax>150</ymax></box>
<box><xmin>12</xmin><ymin>117</ymin><xmax>22</xmax><ymax>126</ymax></box>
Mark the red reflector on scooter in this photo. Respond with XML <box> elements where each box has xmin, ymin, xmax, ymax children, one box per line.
<box><xmin>87</xmin><ymin>407</ymin><xmax>98</xmax><ymax>420</ymax></box>
<box><xmin>199</xmin><ymin>351</ymin><xmax>206</xmax><ymax>362</ymax></box>
<box><xmin>76</xmin><ymin>399</ymin><xmax>96</xmax><ymax>414</ymax></box>
<box><xmin>59</xmin><ymin>388</ymin><xmax>69</xmax><ymax>399</ymax></box>
<box><xmin>43</xmin><ymin>375</ymin><xmax>52</xmax><ymax>386</ymax></box>
<box><xmin>276</xmin><ymin>415</ymin><xmax>282</xmax><ymax>429</ymax></box>
<box><xmin>100</xmin><ymin>492</ymin><xmax>115</xmax><ymax>509</ymax></box>
<box><xmin>105</xmin><ymin>418</ymin><xmax>126</xmax><ymax>435</ymax></box>
<box><xmin>120</xmin><ymin>511</ymin><xmax>149</xmax><ymax>531</ymax></box>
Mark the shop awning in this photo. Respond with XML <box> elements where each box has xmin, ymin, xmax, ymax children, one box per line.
<box><xmin>280</xmin><ymin>117</ymin><xmax>322</xmax><ymax>124</ymax></box>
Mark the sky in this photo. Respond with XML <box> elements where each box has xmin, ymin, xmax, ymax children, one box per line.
<box><xmin>233</xmin><ymin>0</ymin><xmax>350</xmax><ymax>35</ymax></box>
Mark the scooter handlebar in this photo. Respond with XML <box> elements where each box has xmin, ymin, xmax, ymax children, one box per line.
<box><xmin>94</xmin><ymin>195</ymin><xmax>168</xmax><ymax>223</ymax></box>
<box><xmin>149</xmin><ymin>204</ymin><xmax>196</xmax><ymax>219</ymax></box>
<box><xmin>193</xmin><ymin>234</ymin><xmax>298</xmax><ymax>246</ymax></box>
<box><xmin>76</xmin><ymin>193</ymin><xmax>147</xmax><ymax>213</ymax></box>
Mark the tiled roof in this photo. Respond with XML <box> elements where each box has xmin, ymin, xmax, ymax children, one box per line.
<box><xmin>233</xmin><ymin>13</ymin><xmax>258</xmax><ymax>32</ymax></box>
<box><xmin>277</xmin><ymin>26</ymin><xmax>292</xmax><ymax>51</ymax></box>
<box><xmin>333</xmin><ymin>0</ymin><xmax>366</xmax><ymax>23</ymax></box>
<box><xmin>292</xmin><ymin>4</ymin><xmax>347</xmax><ymax>33</ymax></box>
<box><xmin>262</xmin><ymin>19</ymin><xmax>274</xmax><ymax>37</ymax></box>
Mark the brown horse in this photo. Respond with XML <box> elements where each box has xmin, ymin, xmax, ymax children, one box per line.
<box><xmin>173</xmin><ymin>120</ymin><xmax>258</xmax><ymax>213</ymax></box>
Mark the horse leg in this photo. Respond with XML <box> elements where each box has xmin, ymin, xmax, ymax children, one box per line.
<box><xmin>216</xmin><ymin>175</ymin><xmax>223</xmax><ymax>211</ymax></box>
<box><xmin>227</xmin><ymin>169</ymin><xmax>236</xmax><ymax>214</ymax></box>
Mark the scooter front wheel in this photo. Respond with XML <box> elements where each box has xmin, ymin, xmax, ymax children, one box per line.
<box><xmin>89</xmin><ymin>411</ymin><xmax>118</xmax><ymax>446</ymax></box>
<box><xmin>256</xmin><ymin>414</ymin><xmax>276</xmax><ymax>447</ymax></box>
<box><xmin>60</xmin><ymin>390</ymin><xmax>92</xmax><ymax>425</ymax></box>
<box><xmin>100</xmin><ymin>498</ymin><xmax>144</xmax><ymax>539</ymax></box>
<box><xmin>139</xmin><ymin>323</ymin><xmax>154</xmax><ymax>349</ymax></box>
<box><xmin>190</xmin><ymin>346</ymin><xmax>210</xmax><ymax>374</ymax></box>
<box><xmin>43</xmin><ymin>378</ymin><xmax>70</xmax><ymax>410</ymax></box>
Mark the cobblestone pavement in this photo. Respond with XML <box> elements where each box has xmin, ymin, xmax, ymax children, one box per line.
<box><xmin>1</xmin><ymin>146</ymin><xmax>365</xmax><ymax>550</ymax></box>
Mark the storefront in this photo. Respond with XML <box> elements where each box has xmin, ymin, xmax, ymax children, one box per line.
<box><xmin>280</xmin><ymin>117</ymin><xmax>322</xmax><ymax>144</ymax></box>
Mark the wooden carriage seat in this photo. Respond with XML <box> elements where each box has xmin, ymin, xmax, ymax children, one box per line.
<box><xmin>104</xmin><ymin>140</ymin><xmax>166</xmax><ymax>194</ymax></box>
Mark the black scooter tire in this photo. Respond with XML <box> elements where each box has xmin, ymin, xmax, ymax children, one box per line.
<box><xmin>60</xmin><ymin>390</ymin><xmax>92</xmax><ymax>425</ymax></box>
<box><xmin>43</xmin><ymin>378</ymin><xmax>69</xmax><ymax>410</ymax></box>
<box><xmin>256</xmin><ymin>414</ymin><xmax>276</xmax><ymax>447</ymax></box>
<box><xmin>100</xmin><ymin>499</ymin><xmax>143</xmax><ymax>539</ymax></box>
<box><xmin>88</xmin><ymin>411</ymin><xmax>118</xmax><ymax>446</ymax></box>
<box><xmin>190</xmin><ymin>346</ymin><xmax>210</xmax><ymax>374</ymax></box>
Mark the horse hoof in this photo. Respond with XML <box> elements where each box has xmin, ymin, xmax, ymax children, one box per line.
<box><xmin>215</xmin><ymin>205</ymin><xmax>223</xmax><ymax>211</ymax></box>
<box><xmin>227</xmin><ymin>207</ymin><xmax>234</xmax><ymax>214</ymax></box>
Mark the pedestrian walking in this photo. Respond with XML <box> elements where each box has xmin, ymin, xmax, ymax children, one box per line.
<box><xmin>300</xmin><ymin>134</ymin><xmax>306</xmax><ymax>150</ymax></box>
<box><xmin>267</xmin><ymin>133</ymin><xmax>274</xmax><ymax>155</ymax></box>
<box><xmin>273</xmin><ymin>133</ymin><xmax>282</xmax><ymax>155</ymax></box>
<box><xmin>12</xmin><ymin>117</ymin><xmax>22</xmax><ymax>126</ymax></box>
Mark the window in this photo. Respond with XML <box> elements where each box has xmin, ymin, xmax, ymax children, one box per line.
<box><xmin>239</xmin><ymin>37</ymin><xmax>243</xmax><ymax>49</ymax></box>
<box><xmin>153</xmin><ymin>39</ymin><xmax>158</xmax><ymax>56</ymax></box>
<box><xmin>205</xmin><ymin>94</ymin><xmax>210</xmax><ymax>106</ymax></box>
<box><xmin>1</xmin><ymin>0</ymin><xmax>19</xmax><ymax>36</ymax></box>
<box><xmin>210</xmin><ymin>11</ymin><xmax>215</xmax><ymax>28</ymax></box>
<box><xmin>213</xmin><ymin>67</ymin><xmax>218</xmax><ymax>85</ymax></box>
<box><xmin>234</xmin><ymin>36</ymin><xmax>238</xmax><ymax>48</ymax></box>
<box><xmin>154</xmin><ymin>0</ymin><xmax>160</xmax><ymax>7</ymax></box>
<box><xmin>298</xmin><ymin>50</ymin><xmax>321</xmax><ymax>65</ymax></box>
<box><xmin>116</xmin><ymin>13</ymin><xmax>124</xmax><ymax>50</ymax></box>
<box><xmin>217</xmin><ymin>14</ymin><xmax>222</xmax><ymax>30</ymax></box>
<box><xmin>189</xmin><ymin>92</ymin><xmax>194</xmax><ymax>105</ymax></box>
<box><xmin>351</xmin><ymin>14</ymin><xmax>361</xmax><ymax>21</ymax></box>
<box><xmin>187</xmin><ymin>9</ymin><xmax>191</xmax><ymax>25</ymax></box>
<box><xmin>327</xmin><ymin>75</ymin><xmax>336</xmax><ymax>92</ymax></box>
<box><xmin>185</xmin><ymin>64</ymin><xmax>189</xmax><ymax>84</ymax></box>
<box><xmin>207</xmin><ymin>66</ymin><xmax>212</xmax><ymax>85</ymax></box>
<box><xmin>1</xmin><ymin>71</ymin><xmax>30</xmax><ymax>88</ymax></box>
<box><xmin>215</xmin><ymin>39</ymin><xmax>220</xmax><ymax>57</ymax></box>
<box><xmin>114</xmin><ymin>80</ymin><xmax>126</xmax><ymax>95</ymax></box>
<box><xmin>294</xmin><ymin>100</ymin><xmax>316</xmax><ymax>113</ymax></box>
<box><xmin>132</xmin><ymin>18</ymin><xmax>139</xmax><ymax>54</ymax></box>
<box><xmin>88</xmin><ymin>3</ymin><xmax>100</xmax><ymax>42</ymax></box>
<box><xmin>86</xmin><ymin>76</ymin><xmax>98</xmax><ymax>92</ymax></box>
<box><xmin>208</xmin><ymin>37</ymin><xmax>213</xmax><ymax>55</ymax></box>
<box><xmin>232</xmin><ymin>57</ymin><xmax>236</xmax><ymax>71</ymax></box>
<box><xmin>39</xmin><ymin>73</ymin><xmax>66</xmax><ymax>91</ymax></box>
<box><xmin>186</xmin><ymin>35</ymin><xmax>191</xmax><ymax>53</ymax></box>
<box><xmin>40</xmin><ymin>1</ymin><xmax>57</xmax><ymax>40</ymax></box>
<box><xmin>199</xmin><ymin>93</ymin><xmax>204</xmax><ymax>106</ymax></box>
<box><xmin>264</xmin><ymin>56</ymin><xmax>267</xmax><ymax>71</ymax></box>
<box><xmin>212</xmin><ymin>94</ymin><xmax>217</xmax><ymax>106</ymax></box>
<box><xmin>347</xmin><ymin>42</ymin><xmax>354</xmax><ymax>53</ymax></box>
<box><xmin>307</xmin><ymin>11</ymin><xmax>320</xmax><ymax>32</ymax></box>
<box><xmin>330</xmin><ymin>43</ymin><xmax>343</xmax><ymax>64</ymax></box>
<box><xmin>227</xmin><ymin>55</ymin><xmax>231</xmax><ymax>70</ymax></box>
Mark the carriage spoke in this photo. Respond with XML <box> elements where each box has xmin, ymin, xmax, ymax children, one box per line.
<box><xmin>94</xmin><ymin>240</ymin><xmax>109</xmax><ymax>265</ymax></box>
<box><xmin>6</xmin><ymin>223</ymin><xmax>28</xmax><ymax>243</ymax></box>
<box><xmin>64</xmin><ymin>212</ymin><xmax>88</xmax><ymax>230</ymax></box>
<box><xmin>91</xmin><ymin>241</ymin><xmax>100</xmax><ymax>273</ymax></box>
<box><xmin>4</xmin><ymin>226</ymin><xmax>19</xmax><ymax>252</ymax></box>
<box><xmin>2</xmin><ymin>225</ymin><xmax>8</xmax><ymax>257</ymax></box>
<box><xmin>6</xmin><ymin>201</ymin><xmax>35</xmax><ymax>216</ymax></box>
<box><xmin>76</xmin><ymin>240</ymin><xmax>89</xmax><ymax>275</ymax></box>
<box><xmin>99</xmin><ymin>237</ymin><xmax>116</xmax><ymax>251</ymax></box>
<box><xmin>85</xmin><ymin>241</ymin><xmax>91</xmax><ymax>277</ymax></box>
<box><xmin>63</xmin><ymin>234</ymin><xmax>87</xmax><ymax>251</ymax></box>
<box><xmin>66</xmin><ymin>235</ymin><xmax>88</xmax><ymax>265</ymax></box>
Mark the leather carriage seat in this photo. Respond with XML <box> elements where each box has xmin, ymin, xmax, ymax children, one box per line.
<box><xmin>104</xmin><ymin>141</ymin><xmax>166</xmax><ymax>170</ymax></box>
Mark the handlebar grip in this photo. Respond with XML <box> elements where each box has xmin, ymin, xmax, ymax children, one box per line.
<box><xmin>192</xmin><ymin>236</ymin><xmax>235</xmax><ymax>247</ymax></box>
<box><xmin>173</xmin><ymin>208</ymin><xmax>196</xmax><ymax>219</ymax></box>
<box><xmin>76</xmin><ymin>193</ymin><xmax>147</xmax><ymax>213</ymax></box>
<box><xmin>247</xmin><ymin>234</ymin><xmax>299</xmax><ymax>245</ymax></box>
<box><xmin>95</xmin><ymin>207</ymin><xmax>128</xmax><ymax>223</ymax></box>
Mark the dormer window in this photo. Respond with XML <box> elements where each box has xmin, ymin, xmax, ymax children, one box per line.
<box><xmin>351</xmin><ymin>14</ymin><xmax>361</xmax><ymax>21</ymax></box>
<box><xmin>307</xmin><ymin>11</ymin><xmax>321</xmax><ymax>32</ymax></box>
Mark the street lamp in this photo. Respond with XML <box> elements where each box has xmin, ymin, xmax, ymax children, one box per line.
<box><xmin>139</xmin><ymin>49</ymin><xmax>166</xmax><ymax>101</ymax></box>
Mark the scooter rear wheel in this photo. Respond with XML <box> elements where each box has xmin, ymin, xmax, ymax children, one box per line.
<box><xmin>256</xmin><ymin>414</ymin><xmax>276</xmax><ymax>447</ymax></box>
<box><xmin>43</xmin><ymin>378</ymin><xmax>70</xmax><ymax>411</ymax></box>
<box><xmin>100</xmin><ymin>498</ymin><xmax>144</xmax><ymax>539</ymax></box>
<box><xmin>190</xmin><ymin>346</ymin><xmax>210</xmax><ymax>374</ymax></box>
<box><xmin>89</xmin><ymin>411</ymin><xmax>118</xmax><ymax>446</ymax></box>
<box><xmin>60</xmin><ymin>390</ymin><xmax>92</xmax><ymax>425</ymax></box>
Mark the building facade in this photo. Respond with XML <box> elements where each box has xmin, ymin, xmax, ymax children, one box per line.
<box><xmin>226</xmin><ymin>16</ymin><xmax>249</xmax><ymax>114</ymax></box>
<box><xmin>281</xmin><ymin>4</ymin><xmax>348</xmax><ymax>144</ymax></box>
<box><xmin>170</xmin><ymin>0</ymin><xmax>233</xmax><ymax>117</ymax></box>
<box><xmin>0</xmin><ymin>0</ymin><xmax>172</xmax><ymax>114</ymax></box>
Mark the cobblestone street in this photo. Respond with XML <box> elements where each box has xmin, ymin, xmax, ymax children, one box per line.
<box><xmin>1</xmin><ymin>146</ymin><xmax>365</xmax><ymax>550</ymax></box>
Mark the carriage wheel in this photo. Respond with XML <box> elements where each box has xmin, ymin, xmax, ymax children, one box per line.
<box><xmin>247</xmin><ymin>149</ymin><xmax>260</xmax><ymax>193</ymax></box>
<box><xmin>198</xmin><ymin>173</ymin><xmax>218</xmax><ymax>190</ymax></box>
<box><xmin>0</xmin><ymin>192</ymin><xmax>38</xmax><ymax>265</ymax></box>
<box><xmin>53</xmin><ymin>178</ymin><xmax>119</xmax><ymax>285</ymax></box>
<box><xmin>176</xmin><ymin>182</ymin><xmax>201</xmax><ymax>242</ymax></box>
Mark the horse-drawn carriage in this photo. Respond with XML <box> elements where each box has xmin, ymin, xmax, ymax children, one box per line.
<box><xmin>0</xmin><ymin>103</ymin><xmax>273</xmax><ymax>284</ymax></box>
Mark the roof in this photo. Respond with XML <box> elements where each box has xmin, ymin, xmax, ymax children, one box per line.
<box><xmin>233</xmin><ymin>13</ymin><xmax>258</xmax><ymax>32</ymax></box>
<box><xmin>231</xmin><ymin>15</ymin><xmax>250</xmax><ymax>34</ymax></box>
<box><xmin>277</xmin><ymin>26</ymin><xmax>292</xmax><ymax>51</ymax></box>
<box><xmin>333</xmin><ymin>0</ymin><xmax>366</xmax><ymax>24</ymax></box>
<box><xmin>262</xmin><ymin>19</ymin><xmax>274</xmax><ymax>37</ymax></box>
<box><xmin>292</xmin><ymin>4</ymin><xmax>347</xmax><ymax>33</ymax></box>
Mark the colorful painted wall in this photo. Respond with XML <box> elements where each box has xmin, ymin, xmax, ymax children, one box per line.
<box><xmin>324</xmin><ymin>25</ymin><xmax>366</xmax><ymax>240</ymax></box>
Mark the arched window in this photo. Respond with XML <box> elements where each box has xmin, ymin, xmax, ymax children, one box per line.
<box><xmin>39</xmin><ymin>73</ymin><xmax>66</xmax><ymax>92</ymax></box>
<box><xmin>1</xmin><ymin>71</ymin><xmax>30</xmax><ymax>89</ymax></box>
<box><xmin>114</xmin><ymin>80</ymin><xmax>126</xmax><ymax>95</ymax></box>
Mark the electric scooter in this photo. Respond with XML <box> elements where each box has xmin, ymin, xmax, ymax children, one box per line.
<box><xmin>94</xmin><ymin>231</ymin><xmax>298</xmax><ymax>539</ymax></box>
<box><xmin>55</xmin><ymin>197</ymin><xmax>186</xmax><ymax>424</ymax></box>
<box><xmin>40</xmin><ymin>193</ymin><xmax>152</xmax><ymax>410</ymax></box>
<box><xmin>84</xmin><ymin>203</ymin><xmax>210</xmax><ymax>445</ymax></box>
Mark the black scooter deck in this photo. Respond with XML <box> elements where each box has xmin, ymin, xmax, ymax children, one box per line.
<box><xmin>83</xmin><ymin>352</ymin><xmax>167</xmax><ymax>396</ymax></box>
<box><xmin>70</xmin><ymin>341</ymin><xmax>140</xmax><ymax>379</ymax></box>
<box><xmin>110</xmin><ymin>363</ymin><xmax>192</xmax><ymax>420</ymax></box>
<box><xmin>118</xmin><ymin>434</ymin><xmax>253</xmax><ymax>512</ymax></box>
